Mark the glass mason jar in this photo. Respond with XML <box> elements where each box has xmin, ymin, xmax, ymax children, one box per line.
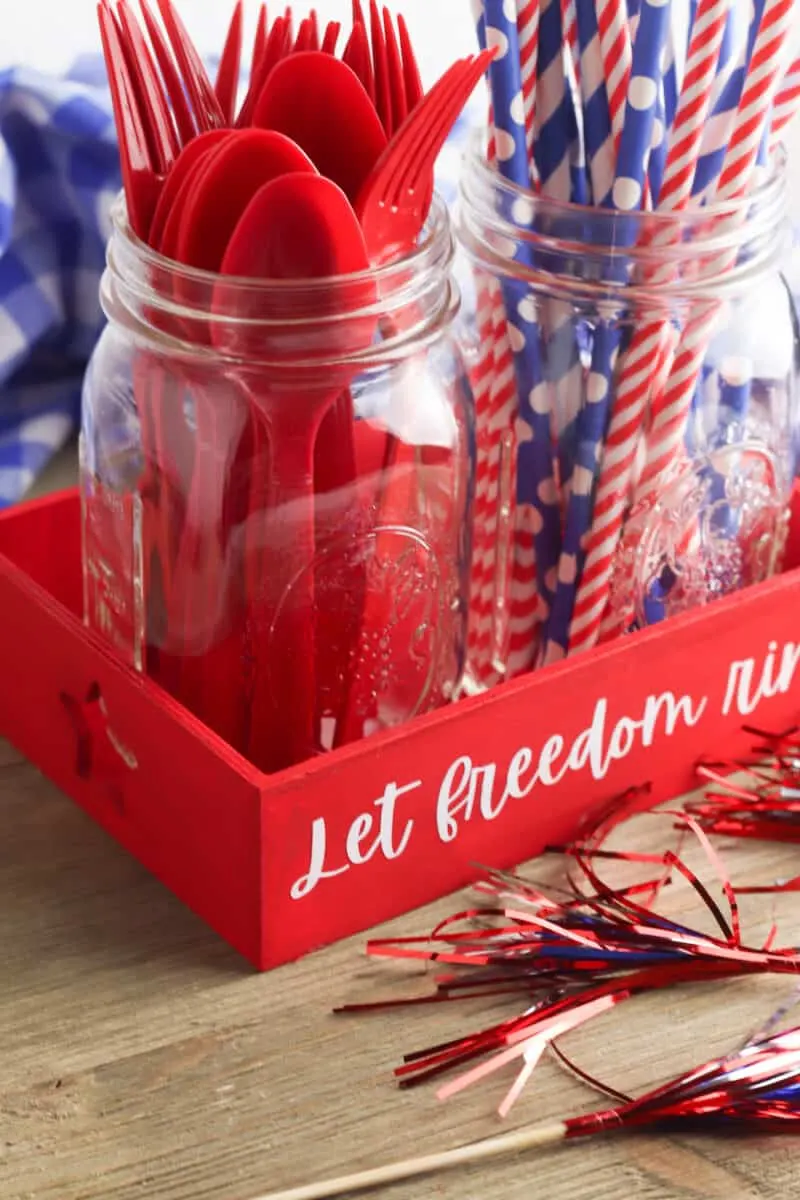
<box><xmin>81</xmin><ymin>196</ymin><xmax>474</xmax><ymax>773</ymax></box>
<box><xmin>457</xmin><ymin>135</ymin><xmax>799</xmax><ymax>691</ymax></box>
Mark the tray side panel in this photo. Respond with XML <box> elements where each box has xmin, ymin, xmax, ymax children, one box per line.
<box><xmin>259</xmin><ymin>566</ymin><xmax>800</xmax><ymax>968</ymax></box>
<box><xmin>0</xmin><ymin>542</ymin><xmax>264</xmax><ymax>967</ymax></box>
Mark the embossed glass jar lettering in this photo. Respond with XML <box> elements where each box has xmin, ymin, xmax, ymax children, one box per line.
<box><xmin>81</xmin><ymin>198</ymin><xmax>474</xmax><ymax>771</ymax></box>
<box><xmin>458</xmin><ymin>137</ymin><xmax>799</xmax><ymax>689</ymax></box>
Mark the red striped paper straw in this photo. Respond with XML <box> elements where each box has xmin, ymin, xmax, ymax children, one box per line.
<box><xmin>503</xmin><ymin>0</ymin><xmax>543</xmax><ymax>673</ymax></box>
<box><xmin>516</xmin><ymin>0</ymin><xmax>540</xmax><ymax>176</ymax></box>
<box><xmin>597</xmin><ymin>0</ymin><xmax>634</xmax><ymax>146</ymax></box>
<box><xmin>602</xmin><ymin>0</ymin><xmax>795</xmax><ymax>642</ymax></box>
<box><xmin>567</xmin><ymin>0</ymin><xmax>730</xmax><ymax>655</ymax></box>
<box><xmin>769</xmin><ymin>55</ymin><xmax>800</xmax><ymax>148</ymax></box>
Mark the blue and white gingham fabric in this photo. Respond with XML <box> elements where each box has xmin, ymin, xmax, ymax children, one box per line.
<box><xmin>0</xmin><ymin>56</ymin><xmax>122</xmax><ymax>505</ymax></box>
<box><xmin>0</xmin><ymin>58</ymin><xmax>796</xmax><ymax>507</ymax></box>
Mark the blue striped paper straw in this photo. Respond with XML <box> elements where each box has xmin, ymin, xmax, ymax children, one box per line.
<box><xmin>533</xmin><ymin>0</ymin><xmax>586</xmax><ymax>544</ymax></box>
<box><xmin>535</xmin><ymin>0</ymin><xmax>584</xmax><ymax>197</ymax></box>
<box><xmin>542</xmin><ymin>0</ymin><xmax>672</xmax><ymax>661</ymax></box>
<box><xmin>478</xmin><ymin>0</ymin><xmax>563</xmax><ymax>623</ymax></box>
<box><xmin>573</xmin><ymin>0</ymin><xmax>616</xmax><ymax>205</ymax></box>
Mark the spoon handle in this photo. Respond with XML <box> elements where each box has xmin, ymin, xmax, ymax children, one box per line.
<box><xmin>245</xmin><ymin>401</ymin><xmax>321</xmax><ymax>772</ymax></box>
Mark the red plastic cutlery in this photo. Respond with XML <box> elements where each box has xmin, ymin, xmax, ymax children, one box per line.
<box><xmin>214</xmin><ymin>0</ymin><xmax>243</xmax><ymax>123</ymax></box>
<box><xmin>252</xmin><ymin>51</ymin><xmax>387</xmax><ymax>204</ymax></box>
<box><xmin>216</xmin><ymin>173</ymin><xmax>374</xmax><ymax>771</ymax></box>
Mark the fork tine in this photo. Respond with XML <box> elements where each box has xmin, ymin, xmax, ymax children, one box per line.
<box><xmin>382</xmin><ymin>8</ymin><xmax>406</xmax><ymax>134</ymax></box>
<box><xmin>321</xmin><ymin>20</ymin><xmax>340</xmax><ymax>54</ymax></box>
<box><xmin>215</xmin><ymin>0</ymin><xmax>243</xmax><ymax>123</ymax></box>
<box><xmin>352</xmin><ymin>0</ymin><xmax>366</xmax><ymax>27</ymax></box>
<box><xmin>387</xmin><ymin>54</ymin><xmax>492</xmax><ymax>209</ymax></box>
<box><xmin>369</xmin><ymin>0</ymin><xmax>392</xmax><ymax>135</ymax></box>
<box><xmin>117</xmin><ymin>0</ymin><xmax>179</xmax><ymax>170</ymax></box>
<box><xmin>156</xmin><ymin>0</ymin><xmax>225</xmax><ymax>131</ymax></box>
<box><xmin>253</xmin><ymin>3</ymin><xmax>268</xmax><ymax>68</ymax></box>
<box><xmin>307</xmin><ymin>8</ymin><xmax>320</xmax><ymax>50</ymax></box>
<box><xmin>342</xmin><ymin>22</ymin><xmax>375</xmax><ymax>102</ymax></box>
<box><xmin>139</xmin><ymin>0</ymin><xmax>196</xmax><ymax>145</ymax></box>
<box><xmin>353</xmin><ymin>57</ymin><xmax>466</xmax><ymax>220</ymax></box>
<box><xmin>236</xmin><ymin>13</ymin><xmax>290</xmax><ymax>126</ymax></box>
<box><xmin>397</xmin><ymin>14</ymin><xmax>424</xmax><ymax>110</ymax></box>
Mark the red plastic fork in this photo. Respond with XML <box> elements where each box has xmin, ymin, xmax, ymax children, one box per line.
<box><xmin>356</xmin><ymin>51</ymin><xmax>495</xmax><ymax>260</ymax></box>
<box><xmin>139</xmin><ymin>0</ymin><xmax>196</xmax><ymax>145</ymax></box>
<box><xmin>397</xmin><ymin>13</ymin><xmax>424</xmax><ymax>109</ymax></box>
<box><xmin>351</xmin><ymin>1</ymin><xmax>423</xmax><ymax>137</ymax></box>
<box><xmin>253</xmin><ymin>3</ymin><xmax>268</xmax><ymax>68</ymax></box>
<box><xmin>97</xmin><ymin>1</ymin><xmax>160</xmax><ymax>238</ymax></box>
<box><xmin>214</xmin><ymin>0</ymin><xmax>243</xmax><ymax>123</ymax></box>
<box><xmin>155</xmin><ymin>0</ymin><xmax>225</xmax><ymax>132</ymax></box>
<box><xmin>338</xmin><ymin>51</ymin><xmax>495</xmax><ymax>747</ymax></box>
<box><xmin>236</xmin><ymin>12</ymin><xmax>292</xmax><ymax>127</ymax></box>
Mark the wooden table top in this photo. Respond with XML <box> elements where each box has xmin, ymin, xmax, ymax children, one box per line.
<box><xmin>3</xmin><ymin>732</ymin><xmax>800</xmax><ymax>1200</ymax></box>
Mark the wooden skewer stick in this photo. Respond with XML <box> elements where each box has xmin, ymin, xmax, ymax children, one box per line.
<box><xmin>250</xmin><ymin>1119</ymin><xmax>569</xmax><ymax>1200</ymax></box>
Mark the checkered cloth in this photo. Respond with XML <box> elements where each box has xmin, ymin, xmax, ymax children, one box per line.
<box><xmin>0</xmin><ymin>58</ymin><xmax>796</xmax><ymax>507</ymax></box>
<box><xmin>0</xmin><ymin>56</ymin><xmax>121</xmax><ymax>505</ymax></box>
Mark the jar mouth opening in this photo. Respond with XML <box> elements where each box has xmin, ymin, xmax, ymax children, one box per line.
<box><xmin>461</xmin><ymin>128</ymin><xmax>787</xmax><ymax>228</ymax></box>
<box><xmin>458</xmin><ymin>130</ymin><xmax>789</xmax><ymax>307</ymax></box>
<box><xmin>103</xmin><ymin>189</ymin><xmax>460</xmax><ymax>367</ymax></box>
<box><xmin>110</xmin><ymin>190</ymin><xmax>453</xmax><ymax>298</ymax></box>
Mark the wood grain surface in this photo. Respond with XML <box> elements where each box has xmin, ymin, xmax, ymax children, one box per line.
<box><xmin>2</xmin><ymin>736</ymin><xmax>799</xmax><ymax>1200</ymax></box>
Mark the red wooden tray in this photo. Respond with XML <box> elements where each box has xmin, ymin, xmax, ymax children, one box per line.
<box><xmin>2</xmin><ymin>486</ymin><xmax>800</xmax><ymax>970</ymax></box>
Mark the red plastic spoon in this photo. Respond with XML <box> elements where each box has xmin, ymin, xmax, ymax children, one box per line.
<box><xmin>175</xmin><ymin>128</ymin><xmax>317</xmax><ymax>272</ymax></box>
<box><xmin>215</xmin><ymin>173</ymin><xmax>374</xmax><ymax>772</ymax></box>
<box><xmin>169</xmin><ymin>131</ymin><xmax>318</xmax><ymax>746</ymax></box>
<box><xmin>148</xmin><ymin>128</ymin><xmax>232</xmax><ymax>250</ymax></box>
<box><xmin>252</xmin><ymin>51</ymin><xmax>387</xmax><ymax>204</ymax></box>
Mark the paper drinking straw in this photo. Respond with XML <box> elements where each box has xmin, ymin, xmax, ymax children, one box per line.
<box><xmin>535</xmin><ymin>0</ymin><xmax>582</xmax><ymax>198</ymax></box>
<box><xmin>566</xmin><ymin>0</ymin><xmax>729</xmax><ymax>654</ymax></box>
<box><xmin>692</xmin><ymin>0</ymin><xmax>768</xmax><ymax>197</ymax></box>
<box><xmin>648</xmin><ymin>82</ymin><xmax>668</xmax><ymax>198</ymax></box>
<box><xmin>482</xmin><ymin>0</ymin><xmax>535</xmax><ymax>189</ymax></box>
<box><xmin>466</xmin><ymin>274</ymin><xmax>505</xmax><ymax>683</ymax></box>
<box><xmin>477</xmin><ymin>0</ymin><xmax>560</xmax><ymax>650</ymax></box>
<box><xmin>516</xmin><ymin>0</ymin><xmax>540</xmax><ymax>177</ymax></box>
<box><xmin>573</xmin><ymin>0</ymin><xmax>616</xmax><ymax>203</ymax></box>
<box><xmin>602</xmin><ymin>0</ymin><xmax>795</xmax><ymax>640</ymax></box>
<box><xmin>561</xmin><ymin>0</ymin><xmax>581</xmax><ymax>88</ymax></box>
<box><xmin>769</xmin><ymin>55</ymin><xmax>800</xmax><ymax>148</ymax></box>
<box><xmin>541</xmin><ymin>0</ymin><xmax>672</xmax><ymax>662</ymax></box>
<box><xmin>504</xmin><ymin>0</ymin><xmax>546</xmax><ymax>672</ymax></box>
<box><xmin>534</xmin><ymin>0</ymin><xmax>586</xmax><ymax>515</ymax></box>
<box><xmin>466</xmin><ymin>33</ymin><xmax>529</xmax><ymax>681</ymax></box>
<box><xmin>597</xmin><ymin>0</ymin><xmax>635</xmax><ymax>151</ymax></box>
<box><xmin>718</xmin><ymin>356</ymin><xmax>754</xmax><ymax>429</ymax></box>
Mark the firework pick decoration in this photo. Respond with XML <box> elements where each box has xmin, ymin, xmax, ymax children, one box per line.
<box><xmin>331</xmin><ymin>792</ymin><xmax>800</xmax><ymax>1127</ymax></box>
<box><xmin>255</xmin><ymin>1018</ymin><xmax>800</xmax><ymax>1200</ymax></box>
